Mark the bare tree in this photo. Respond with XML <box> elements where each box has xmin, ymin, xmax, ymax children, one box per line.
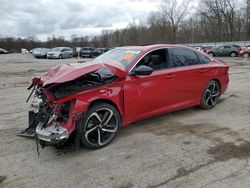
<box><xmin>160</xmin><ymin>0</ymin><xmax>191</xmax><ymax>43</ymax></box>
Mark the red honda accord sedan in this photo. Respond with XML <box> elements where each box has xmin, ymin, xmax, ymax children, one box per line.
<box><xmin>21</xmin><ymin>44</ymin><xmax>229</xmax><ymax>149</ymax></box>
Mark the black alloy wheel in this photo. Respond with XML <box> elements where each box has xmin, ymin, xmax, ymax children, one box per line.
<box><xmin>80</xmin><ymin>103</ymin><xmax>121</xmax><ymax>149</ymax></box>
<box><xmin>200</xmin><ymin>80</ymin><xmax>220</xmax><ymax>109</ymax></box>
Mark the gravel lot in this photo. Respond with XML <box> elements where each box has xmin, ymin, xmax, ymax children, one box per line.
<box><xmin>0</xmin><ymin>53</ymin><xmax>250</xmax><ymax>188</ymax></box>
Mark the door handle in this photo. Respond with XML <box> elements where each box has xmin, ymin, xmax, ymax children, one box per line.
<box><xmin>165</xmin><ymin>74</ymin><xmax>176</xmax><ymax>79</ymax></box>
<box><xmin>200</xmin><ymin>69</ymin><xmax>208</xmax><ymax>73</ymax></box>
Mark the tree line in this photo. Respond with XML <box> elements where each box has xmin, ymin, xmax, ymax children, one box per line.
<box><xmin>1</xmin><ymin>0</ymin><xmax>249</xmax><ymax>52</ymax></box>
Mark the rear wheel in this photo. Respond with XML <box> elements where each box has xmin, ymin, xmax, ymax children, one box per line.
<box><xmin>200</xmin><ymin>80</ymin><xmax>220</xmax><ymax>109</ymax></box>
<box><xmin>243</xmin><ymin>53</ymin><xmax>249</xmax><ymax>58</ymax></box>
<box><xmin>230</xmin><ymin>51</ymin><xmax>237</xmax><ymax>57</ymax></box>
<box><xmin>80</xmin><ymin>103</ymin><xmax>121</xmax><ymax>149</ymax></box>
<box><xmin>208</xmin><ymin>52</ymin><xmax>215</xmax><ymax>57</ymax></box>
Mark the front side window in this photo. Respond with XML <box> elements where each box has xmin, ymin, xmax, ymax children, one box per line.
<box><xmin>52</xmin><ymin>48</ymin><xmax>61</xmax><ymax>52</ymax></box>
<box><xmin>217</xmin><ymin>46</ymin><xmax>224</xmax><ymax>50</ymax></box>
<box><xmin>93</xmin><ymin>49</ymin><xmax>141</xmax><ymax>67</ymax></box>
<box><xmin>134</xmin><ymin>49</ymin><xmax>168</xmax><ymax>71</ymax></box>
<box><xmin>170</xmin><ymin>48</ymin><xmax>199</xmax><ymax>67</ymax></box>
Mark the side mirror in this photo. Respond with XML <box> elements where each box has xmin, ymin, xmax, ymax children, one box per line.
<box><xmin>134</xmin><ymin>65</ymin><xmax>153</xmax><ymax>76</ymax></box>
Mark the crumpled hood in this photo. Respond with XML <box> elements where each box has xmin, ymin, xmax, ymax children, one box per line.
<box><xmin>40</xmin><ymin>60</ymin><xmax>127</xmax><ymax>87</ymax></box>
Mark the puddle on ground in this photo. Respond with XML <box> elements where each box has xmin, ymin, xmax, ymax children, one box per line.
<box><xmin>208</xmin><ymin>141</ymin><xmax>250</xmax><ymax>161</ymax></box>
<box><xmin>121</xmin><ymin>118</ymin><xmax>241</xmax><ymax>145</ymax></box>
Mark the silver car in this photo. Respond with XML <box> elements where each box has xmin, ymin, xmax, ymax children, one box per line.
<box><xmin>207</xmin><ymin>45</ymin><xmax>240</xmax><ymax>57</ymax></box>
<box><xmin>47</xmin><ymin>47</ymin><xmax>72</xmax><ymax>59</ymax></box>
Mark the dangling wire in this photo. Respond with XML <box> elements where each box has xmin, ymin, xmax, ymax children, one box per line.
<box><xmin>36</xmin><ymin>136</ymin><xmax>40</xmax><ymax>156</ymax></box>
<box><xmin>26</xmin><ymin>85</ymin><xmax>36</xmax><ymax>103</ymax></box>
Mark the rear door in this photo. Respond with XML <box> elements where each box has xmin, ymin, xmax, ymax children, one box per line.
<box><xmin>167</xmin><ymin>48</ymin><xmax>212</xmax><ymax>106</ymax></box>
<box><xmin>61</xmin><ymin>48</ymin><xmax>66</xmax><ymax>58</ymax></box>
<box><xmin>223</xmin><ymin>46</ymin><xmax>232</xmax><ymax>56</ymax></box>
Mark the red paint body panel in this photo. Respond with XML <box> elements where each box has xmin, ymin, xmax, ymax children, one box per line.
<box><xmin>239</xmin><ymin>48</ymin><xmax>250</xmax><ymax>56</ymax></box>
<box><xmin>41</xmin><ymin>60</ymin><xmax>127</xmax><ymax>87</ymax></box>
<box><xmin>33</xmin><ymin>44</ymin><xmax>229</xmax><ymax>134</ymax></box>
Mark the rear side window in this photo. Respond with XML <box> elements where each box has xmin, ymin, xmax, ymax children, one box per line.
<box><xmin>170</xmin><ymin>48</ymin><xmax>199</xmax><ymax>67</ymax></box>
<box><xmin>197</xmin><ymin>53</ymin><xmax>212</xmax><ymax>64</ymax></box>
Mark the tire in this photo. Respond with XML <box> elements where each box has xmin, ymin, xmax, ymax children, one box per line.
<box><xmin>208</xmin><ymin>52</ymin><xmax>215</xmax><ymax>57</ymax></box>
<box><xmin>230</xmin><ymin>51</ymin><xmax>237</xmax><ymax>57</ymax></box>
<box><xmin>59</xmin><ymin>54</ymin><xmax>62</xmax><ymax>59</ymax></box>
<box><xmin>243</xmin><ymin>53</ymin><xmax>249</xmax><ymax>58</ymax></box>
<box><xmin>89</xmin><ymin>54</ymin><xmax>93</xmax><ymax>58</ymax></box>
<box><xmin>79</xmin><ymin>103</ymin><xmax>121</xmax><ymax>149</ymax></box>
<box><xmin>200</xmin><ymin>80</ymin><xmax>220</xmax><ymax>110</ymax></box>
<box><xmin>69</xmin><ymin>54</ymin><xmax>72</xmax><ymax>58</ymax></box>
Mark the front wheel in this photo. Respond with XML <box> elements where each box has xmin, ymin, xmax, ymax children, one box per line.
<box><xmin>80</xmin><ymin>103</ymin><xmax>121</xmax><ymax>149</ymax></box>
<box><xmin>200</xmin><ymin>80</ymin><xmax>220</xmax><ymax>109</ymax></box>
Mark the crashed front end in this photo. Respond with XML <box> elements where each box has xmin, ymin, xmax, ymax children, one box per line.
<box><xmin>27</xmin><ymin>81</ymin><xmax>77</xmax><ymax>147</ymax></box>
<box><xmin>20</xmin><ymin>62</ymin><xmax>126</xmax><ymax>147</ymax></box>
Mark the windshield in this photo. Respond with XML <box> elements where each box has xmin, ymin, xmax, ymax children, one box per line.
<box><xmin>52</xmin><ymin>48</ymin><xmax>62</xmax><ymax>52</ymax></box>
<box><xmin>93</xmin><ymin>49</ymin><xmax>141</xmax><ymax>67</ymax></box>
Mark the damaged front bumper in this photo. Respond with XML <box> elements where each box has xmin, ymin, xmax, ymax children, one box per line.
<box><xmin>36</xmin><ymin>122</ymin><xmax>69</xmax><ymax>145</ymax></box>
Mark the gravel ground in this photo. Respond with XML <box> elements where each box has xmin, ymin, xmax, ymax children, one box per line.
<box><xmin>0</xmin><ymin>53</ymin><xmax>250</xmax><ymax>188</ymax></box>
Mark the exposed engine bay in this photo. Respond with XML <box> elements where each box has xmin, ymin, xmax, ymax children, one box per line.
<box><xmin>49</xmin><ymin>67</ymin><xmax>116</xmax><ymax>99</ymax></box>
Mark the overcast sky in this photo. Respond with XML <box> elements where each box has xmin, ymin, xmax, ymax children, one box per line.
<box><xmin>0</xmin><ymin>0</ymin><xmax>161</xmax><ymax>41</ymax></box>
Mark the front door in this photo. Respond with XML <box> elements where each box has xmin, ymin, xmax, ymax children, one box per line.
<box><xmin>123</xmin><ymin>48</ymin><xmax>177</xmax><ymax>123</ymax></box>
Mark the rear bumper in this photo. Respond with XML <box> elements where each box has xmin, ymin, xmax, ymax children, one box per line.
<box><xmin>36</xmin><ymin>122</ymin><xmax>69</xmax><ymax>144</ymax></box>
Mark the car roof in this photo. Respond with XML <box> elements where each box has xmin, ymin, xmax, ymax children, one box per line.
<box><xmin>53</xmin><ymin>47</ymin><xmax>70</xmax><ymax>49</ymax></box>
<box><xmin>116</xmin><ymin>44</ymin><xmax>196</xmax><ymax>52</ymax></box>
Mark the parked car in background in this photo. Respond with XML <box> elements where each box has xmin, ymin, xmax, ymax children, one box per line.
<box><xmin>21</xmin><ymin>48</ymin><xmax>29</xmax><ymax>54</ymax></box>
<box><xmin>47</xmin><ymin>47</ymin><xmax>72</xmax><ymax>59</ymax></box>
<box><xmin>239</xmin><ymin>48</ymin><xmax>250</xmax><ymax>58</ymax></box>
<box><xmin>34</xmin><ymin>48</ymin><xmax>51</xmax><ymax>59</ymax></box>
<box><xmin>207</xmin><ymin>45</ymin><xmax>240</xmax><ymax>57</ymax></box>
<box><xmin>193</xmin><ymin>46</ymin><xmax>204</xmax><ymax>52</ymax></box>
<box><xmin>31</xmin><ymin>48</ymin><xmax>42</xmax><ymax>55</ymax></box>
<box><xmin>0</xmin><ymin>48</ymin><xmax>9</xmax><ymax>54</ymax></box>
<box><xmin>81</xmin><ymin>47</ymin><xmax>100</xmax><ymax>58</ymax></box>
<box><xmin>97</xmin><ymin>48</ymin><xmax>105</xmax><ymax>54</ymax></box>
<box><xmin>232</xmin><ymin>44</ymin><xmax>242</xmax><ymax>51</ymax></box>
<box><xmin>71</xmin><ymin>47</ymin><xmax>78</xmax><ymax>57</ymax></box>
<box><xmin>202</xmin><ymin>46</ymin><xmax>213</xmax><ymax>53</ymax></box>
<box><xmin>21</xmin><ymin>44</ymin><xmax>229</xmax><ymax>149</ymax></box>
<box><xmin>97</xmin><ymin>48</ymin><xmax>112</xmax><ymax>54</ymax></box>
<box><xmin>103</xmin><ymin>48</ymin><xmax>112</xmax><ymax>53</ymax></box>
<box><xmin>242</xmin><ymin>45</ymin><xmax>250</xmax><ymax>50</ymax></box>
